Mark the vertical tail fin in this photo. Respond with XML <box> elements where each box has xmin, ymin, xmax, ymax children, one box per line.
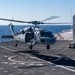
<box><xmin>9</xmin><ymin>23</ymin><xmax>15</xmax><ymax>37</ymax></box>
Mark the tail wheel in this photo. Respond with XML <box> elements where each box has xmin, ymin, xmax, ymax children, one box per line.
<box><xmin>29</xmin><ymin>45</ymin><xmax>33</xmax><ymax>50</ymax></box>
<box><xmin>46</xmin><ymin>44</ymin><xmax>50</xmax><ymax>50</ymax></box>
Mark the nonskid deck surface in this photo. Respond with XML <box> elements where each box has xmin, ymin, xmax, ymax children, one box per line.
<box><xmin>0</xmin><ymin>40</ymin><xmax>75</xmax><ymax>75</ymax></box>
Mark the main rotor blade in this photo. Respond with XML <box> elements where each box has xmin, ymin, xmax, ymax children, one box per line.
<box><xmin>0</xmin><ymin>17</ymin><xmax>72</xmax><ymax>25</ymax></box>
<box><xmin>42</xmin><ymin>22</ymin><xmax>72</xmax><ymax>24</ymax></box>
<box><xmin>0</xmin><ymin>18</ymin><xmax>30</xmax><ymax>23</ymax></box>
<box><xmin>42</xmin><ymin>16</ymin><xmax>60</xmax><ymax>22</ymax></box>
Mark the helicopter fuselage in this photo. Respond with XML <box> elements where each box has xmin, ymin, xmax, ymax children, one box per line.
<box><xmin>14</xmin><ymin>27</ymin><xmax>56</xmax><ymax>45</ymax></box>
<box><xmin>0</xmin><ymin>16</ymin><xmax>59</xmax><ymax>50</ymax></box>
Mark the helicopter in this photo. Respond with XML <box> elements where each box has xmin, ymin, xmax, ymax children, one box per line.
<box><xmin>0</xmin><ymin>16</ymin><xmax>67</xmax><ymax>50</ymax></box>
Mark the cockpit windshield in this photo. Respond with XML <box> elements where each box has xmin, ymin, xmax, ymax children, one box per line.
<box><xmin>40</xmin><ymin>30</ymin><xmax>54</xmax><ymax>37</ymax></box>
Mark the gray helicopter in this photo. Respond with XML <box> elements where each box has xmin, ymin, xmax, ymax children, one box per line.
<box><xmin>0</xmin><ymin>16</ymin><xmax>66</xmax><ymax>50</ymax></box>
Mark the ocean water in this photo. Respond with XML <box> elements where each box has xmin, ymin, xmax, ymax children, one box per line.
<box><xmin>0</xmin><ymin>25</ymin><xmax>72</xmax><ymax>42</ymax></box>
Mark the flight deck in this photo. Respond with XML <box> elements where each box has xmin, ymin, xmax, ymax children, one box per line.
<box><xmin>0</xmin><ymin>40</ymin><xmax>75</xmax><ymax>75</ymax></box>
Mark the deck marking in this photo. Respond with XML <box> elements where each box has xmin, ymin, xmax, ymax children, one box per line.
<box><xmin>0</xmin><ymin>46</ymin><xmax>15</xmax><ymax>52</ymax></box>
<box><xmin>0</xmin><ymin>45</ymin><xmax>75</xmax><ymax>72</ymax></box>
<box><xmin>56</xmin><ymin>65</ymin><xmax>75</xmax><ymax>73</ymax></box>
<box><xmin>8</xmin><ymin>55</ymin><xmax>52</xmax><ymax>64</ymax></box>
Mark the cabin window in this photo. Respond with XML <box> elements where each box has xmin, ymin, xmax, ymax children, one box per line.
<box><xmin>40</xmin><ymin>31</ymin><xmax>54</xmax><ymax>37</ymax></box>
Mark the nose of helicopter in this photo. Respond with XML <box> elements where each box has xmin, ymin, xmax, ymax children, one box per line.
<box><xmin>40</xmin><ymin>37</ymin><xmax>56</xmax><ymax>44</ymax></box>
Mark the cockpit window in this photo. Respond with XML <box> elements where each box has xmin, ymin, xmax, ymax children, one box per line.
<box><xmin>40</xmin><ymin>31</ymin><xmax>54</xmax><ymax>37</ymax></box>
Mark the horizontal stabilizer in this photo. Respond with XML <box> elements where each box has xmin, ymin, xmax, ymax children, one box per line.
<box><xmin>1</xmin><ymin>35</ymin><xmax>13</xmax><ymax>39</ymax></box>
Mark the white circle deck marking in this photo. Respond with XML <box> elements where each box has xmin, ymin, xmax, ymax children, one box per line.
<box><xmin>8</xmin><ymin>55</ymin><xmax>51</xmax><ymax>64</ymax></box>
<box><xmin>8</xmin><ymin>54</ymin><xmax>62</xmax><ymax>63</ymax></box>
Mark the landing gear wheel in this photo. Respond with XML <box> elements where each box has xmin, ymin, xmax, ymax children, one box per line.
<box><xmin>46</xmin><ymin>44</ymin><xmax>50</xmax><ymax>50</ymax></box>
<box><xmin>29</xmin><ymin>45</ymin><xmax>33</xmax><ymax>50</ymax></box>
